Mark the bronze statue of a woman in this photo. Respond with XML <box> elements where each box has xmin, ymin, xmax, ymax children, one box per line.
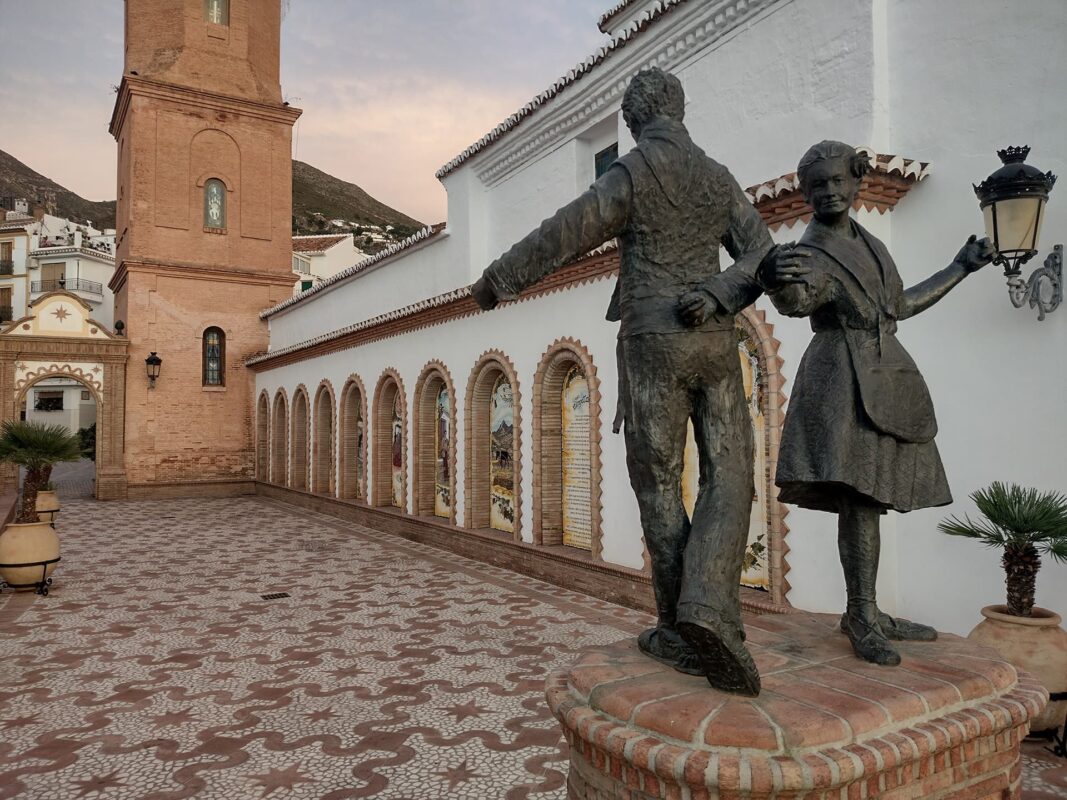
<box><xmin>759</xmin><ymin>141</ymin><xmax>996</xmax><ymax>665</ymax></box>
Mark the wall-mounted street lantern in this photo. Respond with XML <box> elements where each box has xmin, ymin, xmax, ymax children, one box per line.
<box><xmin>974</xmin><ymin>146</ymin><xmax>1060</xmax><ymax>320</ymax></box>
<box><xmin>145</xmin><ymin>351</ymin><xmax>162</xmax><ymax>389</ymax></box>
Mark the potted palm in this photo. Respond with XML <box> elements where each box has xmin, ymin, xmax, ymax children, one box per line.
<box><xmin>939</xmin><ymin>481</ymin><xmax>1067</xmax><ymax>733</ymax></box>
<box><xmin>0</xmin><ymin>421</ymin><xmax>82</xmax><ymax>594</ymax></box>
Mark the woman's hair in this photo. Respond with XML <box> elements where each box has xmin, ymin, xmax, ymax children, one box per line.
<box><xmin>622</xmin><ymin>67</ymin><xmax>686</xmax><ymax>128</ymax></box>
<box><xmin>797</xmin><ymin>140</ymin><xmax>870</xmax><ymax>194</ymax></box>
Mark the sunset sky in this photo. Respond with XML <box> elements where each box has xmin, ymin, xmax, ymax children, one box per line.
<box><xmin>0</xmin><ymin>1</ymin><xmax>613</xmax><ymax>224</ymax></box>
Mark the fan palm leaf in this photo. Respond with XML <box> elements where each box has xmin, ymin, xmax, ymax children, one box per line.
<box><xmin>0</xmin><ymin>421</ymin><xmax>83</xmax><ymax>523</ymax></box>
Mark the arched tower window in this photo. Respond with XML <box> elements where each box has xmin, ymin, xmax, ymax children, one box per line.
<box><xmin>203</xmin><ymin>327</ymin><xmax>225</xmax><ymax>386</ymax></box>
<box><xmin>204</xmin><ymin>178</ymin><xmax>227</xmax><ymax>230</ymax></box>
<box><xmin>204</xmin><ymin>0</ymin><xmax>229</xmax><ymax>26</ymax></box>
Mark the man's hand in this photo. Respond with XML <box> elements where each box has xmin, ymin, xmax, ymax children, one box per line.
<box><xmin>756</xmin><ymin>243</ymin><xmax>811</xmax><ymax>288</ymax></box>
<box><xmin>471</xmin><ymin>274</ymin><xmax>499</xmax><ymax>310</ymax></box>
<box><xmin>678</xmin><ymin>289</ymin><xmax>719</xmax><ymax>327</ymax></box>
<box><xmin>953</xmin><ymin>234</ymin><xmax>997</xmax><ymax>274</ymax></box>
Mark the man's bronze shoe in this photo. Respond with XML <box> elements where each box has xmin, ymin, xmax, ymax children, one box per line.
<box><xmin>637</xmin><ymin>626</ymin><xmax>704</xmax><ymax>676</ymax></box>
<box><xmin>839</xmin><ymin>612</ymin><xmax>937</xmax><ymax>642</ymax></box>
<box><xmin>676</xmin><ymin>620</ymin><xmax>761</xmax><ymax>696</ymax></box>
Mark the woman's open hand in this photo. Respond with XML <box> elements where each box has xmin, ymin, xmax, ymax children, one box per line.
<box><xmin>757</xmin><ymin>243</ymin><xmax>811</xmax><ymax>288</ymax></box>
<box><xmin>953</xmin><ymin>235</ymin><xmax>997</xmax><ymax>274</ymax></box>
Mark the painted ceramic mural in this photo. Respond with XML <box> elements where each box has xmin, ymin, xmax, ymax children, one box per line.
<box><xmin>489</xmin><ymin>375</ymin><xmax>515</xmax><ymax>533</ymax></box>
<box><xmin>681</xmin><ymin>326</ymin><xmax>768</xmax><ymax>589</ymax></box>
<box><xmin>434</xmin><ymin>386</ymin><xmax>451</xmax><ymax>518</ymax></box>
<box><xmin>391</xmin><ymin>394</ymin><xmax>403</xmax><ymax>508</ymax></box>
<box><xmin>561</xmin><ymin>365</ymin><xmax>592</xmax><ymax>550</ymax></box>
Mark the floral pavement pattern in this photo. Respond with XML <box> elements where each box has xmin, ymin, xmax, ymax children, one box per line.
<box><xmin>0</xmin><ymin>496</ymin><xmax>1065</xmax><ymax>799</ymax></box>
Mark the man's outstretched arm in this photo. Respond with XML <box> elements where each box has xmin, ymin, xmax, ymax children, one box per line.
<box><xmin>472</xmin><ymin>166</ymin><xmax>632</xmax><ymax>309</ymax></box>
<box><xmin>707</xmin><ymin>175</ymin><xmax>774</xmax><ymax>314</ymax></box>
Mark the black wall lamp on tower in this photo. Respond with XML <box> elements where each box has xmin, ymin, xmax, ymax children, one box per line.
<box><xmin>145</xmin><ymin>351</ymin><xmax>162</xmax><ymax>389</ymax></box>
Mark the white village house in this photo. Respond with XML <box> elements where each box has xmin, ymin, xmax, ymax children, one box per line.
<box><xmin>250</xmin><ymin>0</ymin><xmax>1066</xmax><ymax>637</ymax></box>
<box><xmin>291</xmin><ymin>233</ymin><xmax>368</xmax><ymax>295</ymax></box>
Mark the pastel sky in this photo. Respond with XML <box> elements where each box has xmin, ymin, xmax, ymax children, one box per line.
<box><xmin>0</xmin><ymin>0</ymin><xmax>614</xmax><ymax>224</ymax></box>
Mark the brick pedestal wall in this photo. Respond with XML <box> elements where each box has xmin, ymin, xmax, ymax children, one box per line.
<box><xmin>547</xmin><ymin>613</ymin><xmax>1048</xmax><ymax>800</ymax></box>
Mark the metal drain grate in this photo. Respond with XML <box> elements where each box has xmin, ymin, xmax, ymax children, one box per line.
<box><xmin>260</xmin><ymin>592</ymin><xmax>291</xmax><ymax>600</ymax></box>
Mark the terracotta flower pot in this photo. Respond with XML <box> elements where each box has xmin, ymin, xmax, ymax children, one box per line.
<box><xmin>0</xmin><ymin>521</ymin><xmax>60</xmax><ymax>592</ymax></box>
<box><xmin>968</xmin><ymin>605</ymin><xmax>1067</xmax><ymax>733</ymax></box>
<box><xmin>35</xmin><ymin>490</ymin><xmax>60</xmax><ymax>523</ymax></box>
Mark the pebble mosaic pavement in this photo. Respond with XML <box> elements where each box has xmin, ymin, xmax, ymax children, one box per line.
<box><xmin>0</xmin><ymin>496</ymin><xmax>1064</xmax><ymax>799</ymax></box>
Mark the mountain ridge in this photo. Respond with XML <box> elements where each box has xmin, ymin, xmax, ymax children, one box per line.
<box><xmin>0</xmin><ymin>149</ymin><xmax>422</xmax><ymax>237</ymax></box>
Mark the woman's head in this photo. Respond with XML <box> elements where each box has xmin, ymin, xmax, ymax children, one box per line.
<box><xmin>797</xmin><ymin>141</ymin><xmax>870</xmax><ymax>221</ymax></box>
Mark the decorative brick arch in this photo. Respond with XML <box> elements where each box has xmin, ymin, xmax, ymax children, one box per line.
<box><xmin>312</xmin><ymin>379</ymin><xmax>336</xmax><ymax>496</ymax></box>
<box><xmin>737</xmin><ymin>306</ymin><xmax>791</xmax><ymax>608</ymax></box>
<box><xmin>270</xmin><ymin>389</ymin><xmax>288</xmax><ymax>485</ymax></box>
<box><xmin>339</xmin><ymin>374</ymin><xmax>368</xmax><ymax>501</ymax></box>
<box><xmin>464</xmin><ymin>350</ymin><xmax>522</xmax><ymax>539</ymax></box>
<box><xmin>372</xmin><ymin>369</ymin><xmax>408</xmax><ymax>511</ymax></box>
<box><xmin>290</xmin><ymin>385</ymin><xmax>310</xmax><ymax>492</ymax></box>
<box><xmin>412</xmin><ymin>360</ymin><xmax>458</xmax><ymax>524</ymax></box>
<box><xmin>532</xmin><ymin>338</ymin><xmax>604</xmax><ymax>557</ymax></box>
<box><xmin>256</xmin><ymin>390</ymin><xmax>270</xmax><ymax>482</ymax></box>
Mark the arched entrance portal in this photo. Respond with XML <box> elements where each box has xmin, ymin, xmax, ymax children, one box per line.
<box><xmin>17</xmin><ymin>374</ymin><xmax>101</xmax><ymax>497</ymax></box>
<box><xmin>0</xmin><ymin>292</ymin><xmax>128</xmax><ymax>500</ymax></box>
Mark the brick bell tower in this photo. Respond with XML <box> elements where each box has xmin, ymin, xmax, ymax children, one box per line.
<box><xmin>110</xmin><ymin>0</ymin><xmax>300</xmax><ymax>498</ymax></box>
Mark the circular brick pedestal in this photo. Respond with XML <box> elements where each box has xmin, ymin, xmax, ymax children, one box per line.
<box><xmin>546</xmin><ymin>612</ymin><xmax>1047</xmax><ymax>799</ymax></box>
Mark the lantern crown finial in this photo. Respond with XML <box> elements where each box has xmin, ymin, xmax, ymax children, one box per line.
<box><xmin>997</xmin><ymin>145</ymin><xmax>1031</xmax><ymax>165</ymax></box>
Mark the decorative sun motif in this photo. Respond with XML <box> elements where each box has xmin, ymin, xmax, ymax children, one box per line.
<box><xmin>51</xmin><ymin>306</ymin><xmax>71</xmax><ymax>323</ymax></box>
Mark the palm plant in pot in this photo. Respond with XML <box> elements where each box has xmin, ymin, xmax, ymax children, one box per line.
<box><xmin>0</xmin><ymin>421</ymin><xmax>82</xmax><ymax>594</ymax></box>
<box><xmin>939</xmin><ymin>481</ymin><xmax>1067</xmax><ymax>733</ymax></box>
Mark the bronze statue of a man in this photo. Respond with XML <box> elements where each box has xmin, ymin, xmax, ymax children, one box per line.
<box><xmin>472</xmin><ymin>68</ymin><xmax>773</xmax><ymax>695</ymax></box>
<box><xmin>759</xmin><ymin>141</ymin><xmax>995</xmax><ymax>666</ymax></box>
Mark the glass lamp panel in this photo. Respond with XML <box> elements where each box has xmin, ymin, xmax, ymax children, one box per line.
<box><xmin>986</xmin><ymin>196</ymin><xmax>1045</xmax><ymax>254</ymax></box>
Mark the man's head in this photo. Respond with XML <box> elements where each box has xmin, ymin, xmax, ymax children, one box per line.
<box><xmin>622</xmin><ymin>68</ymin><xmax>685</xmax><ymax>139</ymax></box>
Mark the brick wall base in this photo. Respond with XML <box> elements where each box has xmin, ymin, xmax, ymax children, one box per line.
<box><xmin>548</xmin><ymin>615</ymin><xmax>1048</xmax><ymax>800</ymax></box>
<box><xmin>126</xmin><ymin>479</ymin><xmax>256</xmax><ymax>500</ymax></box>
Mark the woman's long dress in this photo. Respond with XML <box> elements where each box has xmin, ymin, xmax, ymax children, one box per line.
<box><xmin>769</xmin><ymin>219</ymin><xmax>952</xmax><ymax>514</ymax></box>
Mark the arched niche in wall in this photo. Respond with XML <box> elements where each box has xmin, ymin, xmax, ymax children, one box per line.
<box><xmin>270</xmin><ymin>389</ymin><xmax>288</xmax><ymax>485</ymax></box>
<box><xmin>413</xmin><ymin>361</ymin><xmax>457</xmax><ymax>524</ymax></box>
<box><xmin>290</xmin><ymin>385</ymin><xmax>310</xmax><ymax>492</ymax></box>
<box><xmin>312</xmin><ymin>380</ymin><xmax>336</xmax><ymax>496</ymax></box>
<box><xmin>256</xmin><ymin>390</ymin><xmax>270</xmax><ymax>482</ymax></box>
<box><xmin>464</xmin><ymin>351</ymin><xmax>521</xmax><ymax>538</ymax></box>
<box><xmin>372</xmin><ymin>369</ymin><xmax>407</xmax><ymax>511</ymax></box>
<box><xmin>678</xmin><ymin>308</ymin><xmax>791</xmax><ymax>608</ymax></box>
<box><xmin>532</xmin><ymin>339</ymin><xmax>602</xmax><ymax>557</ymax></box>
<box><xmin>339</xmin><ymin>375</ymin><xmax>368</xmax><ymax>501</ymax></box>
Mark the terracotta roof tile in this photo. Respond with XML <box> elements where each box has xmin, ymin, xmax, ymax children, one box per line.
<box><xmin>291</xmin><ymin>234</ymin><xmax>350</xmax><ymax>253</ymax></box>
<box><xmin>598</xmin><ymin>0</ymin><xmax>642</xmax><ymax>33</ymax></box>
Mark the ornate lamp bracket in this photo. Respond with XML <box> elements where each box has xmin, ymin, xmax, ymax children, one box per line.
<box><xmin>1006</xmin><ymin>244</ymin><xmax>1062</xmax><ymax>321</ymax></box>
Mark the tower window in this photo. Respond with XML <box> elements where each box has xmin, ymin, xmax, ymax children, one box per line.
<box><xmin>204</xmin><ymin>0</ymin><xmax>229</xmax><ymax>25</ymax></box>
<box><xmin>204</xmin><ymin>179</ymin><xmax>226</xmax><ymax>230</ymax></box>
<box><xmin>203</xmin><ymin>327</ymin><xmax>225</xmax><ymax>386</ymax></box>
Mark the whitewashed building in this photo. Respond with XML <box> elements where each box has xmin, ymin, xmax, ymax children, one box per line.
<box><xmin>250</xmin><ymin>0</ymin><xmax>1067</xmax><ymax>636</ymax></box>
<box><xmin>291</xmin><ymin>233</ymin><xmax>369</xmax><ymax>295</ymax></box>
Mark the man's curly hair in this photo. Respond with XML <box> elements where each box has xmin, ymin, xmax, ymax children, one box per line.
<box><xmin>621</xmin><ymin>67</ymin><xmax>685</xmax><ymax>129</ymax></box>
<box><xmin>797</xmin><ymin>141</ymin><xmax>871</xmax><ymax>194</ymax></box>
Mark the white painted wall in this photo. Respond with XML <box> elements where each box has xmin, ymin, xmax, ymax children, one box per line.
<box><xmin>260</xmin><ymin>0</ymin><xmax>1067</xmax><ymax>635</ymax></box>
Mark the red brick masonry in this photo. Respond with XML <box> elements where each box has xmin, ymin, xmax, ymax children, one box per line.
<box><xmin>547</xmin><ymin>613</ymin><xmax>1048</xmax><ymax>799</ymax></box>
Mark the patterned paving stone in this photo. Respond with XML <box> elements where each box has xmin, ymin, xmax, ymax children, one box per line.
<box><xmin>0</xmin><ymin>496</ymin><xmax>1063</xmax><ymax>798</ymax></box>
<box><xmin>0</xmin><ymin>497</ymin><xmax>654</xmax><ymax>799</ymax></box>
